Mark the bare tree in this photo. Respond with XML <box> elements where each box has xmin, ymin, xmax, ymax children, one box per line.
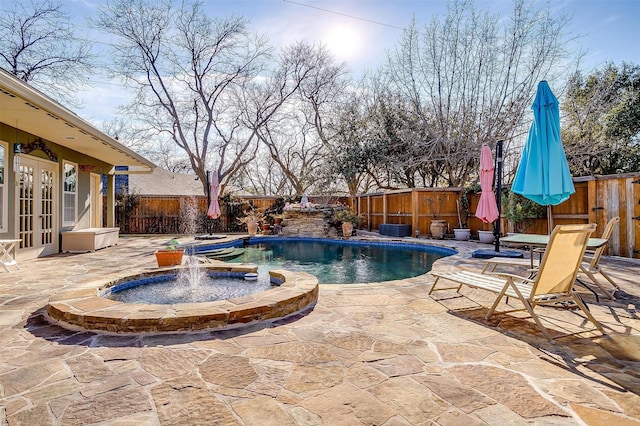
<box><xmin>94</xmin><ymin>0</ymin><xmax>273</xmax><ymax>195</ymax></box>
<box><xmin>0</xmin><ymin>0</ymin><xmax>94</xmax><ymax>105</ymax></box>
<box><xmin>95</xmin><ymin>1</ymin><xmax>337</xmax><ymax>196</ymax></box>
<box><xmin>385</xmin><ymin>0</ymin><xmax>575</xmax><ymax>187</ymax></box>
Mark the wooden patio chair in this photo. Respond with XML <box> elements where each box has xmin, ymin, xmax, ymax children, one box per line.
<box><xmin>482</xmin><ymin>216</ymin><xmax>621</xmax><ymax>300</ymax></box>
<box><xmin>578</xmin><ymin>216</ymin><xmax>620</xmax><ymax>299</ymax></box>
<box><xmin>430</xmin><ymin>224</ymin><xmax>605</xmax><ymax>343</ymax></box>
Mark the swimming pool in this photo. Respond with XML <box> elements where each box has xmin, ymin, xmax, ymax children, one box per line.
<box><xmin>195</xmin><ymin>237</ymin><xmax>456</xmax><ymax>284</ymax></box>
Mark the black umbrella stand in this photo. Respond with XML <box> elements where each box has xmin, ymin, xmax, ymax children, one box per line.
<box><xmin>472</xmin><ymin>140</ymin><xmax>523</xmax><ymax>260</ymax></box>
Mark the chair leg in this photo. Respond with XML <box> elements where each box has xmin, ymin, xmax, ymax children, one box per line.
<box><xmin>522</xmin><ymin>300</ymin><xmax>555</xmax><ymax>343</ymax></box>
<box><xmin>571</xmin><ymin>292</ymin><xmax>606</xmax><ymax>335</ymax></box>
<box><xmin>428</xmin><ymin>277</ymin><xmax>440</xmax><ymax>295</ymax></box>
<box><xmin>598</xmin><ymin>269</ymin><xmax>620</xmax><ymax>292</ymax></box>
<box><xmin>484</xmin><ymin>281</ymin><xmax>512</xmax><ymax>319</ymax></box>
<box><xmin>428</xmin><ymin>276</ymin><xmax>464</xmax><ymax>295</ymax></box>
<box><xmin>582</xmin><ymin>269</ymin><xmax>615</xmax><ymax>300</ymax></box>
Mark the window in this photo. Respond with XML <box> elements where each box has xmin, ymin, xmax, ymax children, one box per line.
<box><xmin>0</xmin><ymin>142</ymin><xmax>5</xmax><ymax>231</ymax></box>
<box><xmin>63</xmin><ymin>161</ymin><xmax>77</xmax><ymax>226</ymax></box>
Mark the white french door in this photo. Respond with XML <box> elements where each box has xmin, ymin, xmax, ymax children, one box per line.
<box><xmin>90</xmin><ymin>173</ymin><xmax>102</xmax><ymax>228</ymax></box>
<box><xmin>16</xmin><ymin>156</ymin><xmax>58</xmax><ymax>259</ymax></box>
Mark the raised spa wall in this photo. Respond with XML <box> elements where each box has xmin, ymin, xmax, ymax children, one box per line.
<box><xmin>281</xmin><ymin>210</ymin><xmax>331</xmax><ymax>238</ymax></box>
<box><xmin>46</xmin><ymin>265</ymin><xmax>319</xmax><ymax>334</ymax></box>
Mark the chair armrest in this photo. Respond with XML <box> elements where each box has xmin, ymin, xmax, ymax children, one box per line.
<box><xmin>484</xmin><ymin>270</ymin><xmax>535</xmax><ymax>284</ymax></box>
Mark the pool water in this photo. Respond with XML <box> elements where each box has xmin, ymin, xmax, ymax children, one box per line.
<box><xmin>106</xmin><ymin>271</ymin><xmax>272</xmax><ymax>304</ymax></box>
<box><xmin>226</xmin><ymin>239</ymin><xmax>449</xmax><ymax>284</ymax></box>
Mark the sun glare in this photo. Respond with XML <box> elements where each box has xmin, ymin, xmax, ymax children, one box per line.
<box><xmin>323</xmin><ymin>24</ymin><xmax>362</xmax><ymax>61</ymax></box>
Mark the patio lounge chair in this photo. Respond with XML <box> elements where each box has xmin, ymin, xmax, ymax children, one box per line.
<box><xmin>482</xmin><ymin>216</ymin><xmax>621</xmax><ymax>300</ymax></box>
<box><xmin>429</xmin><ymin>224</ymin><xmax>606</xmax><ymax>343</ymax></box>
<box><xmin>578</xmin><ymin>216</ymin><xmax>620</xmax><ymax>299</ymax></box>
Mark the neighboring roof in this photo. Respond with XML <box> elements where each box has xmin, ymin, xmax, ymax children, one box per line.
<box><xmin>128</xmin><ymin>167</ymin><xmax>205</xmax><ymax>196</ymax></box>
<box><xmin>0</xmin><ymin>68</ymin><xmax>154</xmax><ymax>173</ymax></box>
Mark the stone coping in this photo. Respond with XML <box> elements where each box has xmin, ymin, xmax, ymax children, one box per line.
<box><xmin>46</xmin><ymin>264</ymin><xmax>319</xmax><ymax>334</ymax></box>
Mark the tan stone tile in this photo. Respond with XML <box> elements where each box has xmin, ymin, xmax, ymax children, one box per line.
<box><xmin>407</xmin><ymin>341</ymin><xmax>440</xmax><ymax>363</ymax></box>
<box><xmin>5</xmin><ymin>396</ymin><xmax>29</xmax><ymax>415</ymax></box>
<box><xmin>0</xmin><ymin>310</ymin><xmax>25</xmax><ymax>327</ymax></box>
<box><xmin>473</xmin><ymin>404</ymin><xmax>530</xmax><ymax>425</ymax></box>
<box><xmin>200</xmin><ymin>354</ymin><xmax>258</xmax><ymax>389</ymax></box>
<box><xmin>373</xmin><ymin>340</ymin><xmax>411</xmax><ymax>355</ymax></box>
<box><xmin>190</xmin><ymin>338</ymin><xmax>243</xmax><ymax>354</ymax></box>
<box><xmin>434</xmin><ymin>342</ymin><xmax>497</xmax><ymax>363</ymax></box>
<box><xmin>301</xmin><ymin>383</ymin><xmax>396</xmax><ymax>425</ymax></box>
<box><xmin>7</xmin><ymin>403</ymin><xmax>53</xmax><ymax>426</ymax></box>
<box><xmin>80</xmin><ymin>374</ymin><xmax>133</xmax><ymax>397</ymax></box>
<box><xmin>140</xmin><ymin>347</ymin><xmax>208</xmax><ymax>379</ymax></box>
<box><xmin>93</xmin><ymin>412</ymin><xmax>159</xmax><ymax>425</ymax></box>
<box><xmin>0</xmin><ymin>359</ymin><xmax>68</xmax><ymax>396</ymax></box>
<box><xmin>345</xmin><ymin>363</ymin><xmax>388</xmax><ymax>389</ymax></box>
<box><xmin>571</xmin><ymin>402</ymin><xmax>640</xmax><ymax>425</ymax></box>
<box><xmin>284</xmin><ymin>364</ymin><xmax>343</xmax><ymax>394</ymax></box>
<box><xmin>601</xmin><ymin>389</ymin><xmax>640</xmax><ymax>419</ymax></box>
<box><xmin>24</xmin><ymin>379</ymin><xmax>81</xmax><ymax>404</ymax></box>
<box><xmin>435</xmin><ymin>409</ymin><xmax>486</xmax><ymax>426</ymax></box>
<box><xmin>48</xmin><ymin>395</ymin><xmax>73</xmax><ymax>419</ymax></box>
<box><xmin>371</xmin><ymin>376</ymin><xmax>447</xmax><ymax>423</ymax></box>
<box><xmin>62</xmin><ymin>386</ymin><xmax>153</xmax><ymax>425</ymax></box>
<box><xmin>66</xmin><ymin>352</ymin><xmax>113</xmax><ymax>383</ymax></box>
<box><xmin>232</xmin><ymin>396</ymin><xmax>296</xmax><ymax>426</ymax></box>
<box><xmin>246</xmin><ymin>341</ymin><xmax>338</xmax><ymax>364</ymax></box>
<box><xmin>233</xmin><ymin>332</ymin><xmax>292</xmax><ymax>348</ymax></box>
<box><xmin>286</xmin><ymin>406</ymin><xmax>323</xmax><ymax>425</ymax></box>
<box><xmin>408</xmin><ymin>298</ymin><xmax>449</xmax><ymax>314</ymax></box>
<box><xmin>447</xmin><ymin>365</ymin><xmax>567</xmax><ymax>419</ymax></box>
<box><xmin>323</xmin><ymin>331</ymin><xmax>375</xmax><ymax>351</ymax></box>
<box><xmin>246</xmin><ymin>363</ymin><xmax>290</xmax><ymax>397</ymax></box>
<box><xmin>545</xmin><ymin>379</ymin><xmax>620</xmax><ymax>412</ymax></box>
<box><xmin>369</xmin><ymin>354</ymin><xmax>425</xmax><ymax>377</ymax></box>
<box><xmin>415</xmin><ymin>375</ymin><xmax>495</xmax><ymax>414</ymax></box>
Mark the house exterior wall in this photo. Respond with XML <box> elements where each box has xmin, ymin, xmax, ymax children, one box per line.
<box><xmin>0</xmin><ymin>123</ymin><xmax>114</xmax><ymax>254</ymax></box>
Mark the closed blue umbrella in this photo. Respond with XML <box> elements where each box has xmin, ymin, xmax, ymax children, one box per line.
<box><xmin>512</xmin><ymin>81</ymin><xmax>574</xmax><ymax>231</ymax></box>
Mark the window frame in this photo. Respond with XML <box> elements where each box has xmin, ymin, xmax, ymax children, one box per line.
<box><xmin>0</xmin><ymin>141</ymin><xmax>6</xmax><ymax>232</ymax></box>
<box><xmin>62</xmin><ymin>160</ymin><xmax>78</xmax><ymax>227</ymax></box>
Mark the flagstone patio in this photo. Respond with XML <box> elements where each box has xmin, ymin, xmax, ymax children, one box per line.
<box><xmin>0</xmin><ymin>235</ymin><xmax>638</xmax><ymax>425</ymax></box>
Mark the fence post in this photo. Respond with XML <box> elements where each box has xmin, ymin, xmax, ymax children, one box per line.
<box><xmin>412</xmin><ymin>189</ymin><xmax>419</xmax><ymax>237</ymax></box>
<box><xmin>383</xmin><ymin>193</ymin><xmax>388</xmax><ymax>225</ymax></box>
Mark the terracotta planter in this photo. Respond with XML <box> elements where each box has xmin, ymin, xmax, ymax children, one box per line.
<box><xmin>155</xmin><ymin>249</ymin><xmax>184</xmax><ymax>267</ymax></box>
<box><xmin>247</xmin><ymin>222</ymin><xmax>258</xmax><ymax>236</ymax></box>
<box><xmin>342</xmin><ymin>222</ymin><xmax>354</xmax><ymax>238</ymax></box>
<box><xmin>430</xmin><ymin>220</ymin><xmax>447</xmax><ymax>239</ymax></box>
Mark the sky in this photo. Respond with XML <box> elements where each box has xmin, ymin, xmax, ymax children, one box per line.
<box><xmin>60</xmin><ymin>0</ymin><xmax>640</xmax><ymax>126</ymax></box>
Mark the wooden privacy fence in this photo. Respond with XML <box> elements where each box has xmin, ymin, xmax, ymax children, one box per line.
<box><xmin>350</xmin><ymin>174</ymin><xmax>640</xmax><ymax>258</ymax></box>
<box><xmin>110</xmin><ymin>173</ymin><xmax>639</xmax><ymax>258</ymax></box>
<box><xmin>108</xmin><ymin>195</ymin><xmax>281</xmax><ymax>235</ymax></box>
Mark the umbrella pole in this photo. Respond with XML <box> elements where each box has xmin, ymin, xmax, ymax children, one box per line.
<box><xmin>206</xmin><ymin>170</ymin><xmax>211</xmax><ymax>235</ymax></box>
<box><xmin>494</xmin><ymin>140</ymin><xmax>503</xmax><ymax>253</ymax></box>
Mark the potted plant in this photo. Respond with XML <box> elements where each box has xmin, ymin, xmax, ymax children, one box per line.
<box><xmin>503</xmin><ymin>192</ymin><xmax>545</xmax><ymax>233</ymax></box>
<box><xmin>272</xmin><ymin>214</ymin><xmax>284</xmax><ymax>225</ymax></box>
<box><xmin>238</xmin><ymin>208</ymin><xmax>264</xmax><ymax>236</ymax></box>
<box><xmin>425</xmin><ymin>195</ymin><xmax>447</xmax><ymax>239</ymax></box>
<box><xmin>334</xmin><ymin>209</ymin><xmax>362</xmax><ymax>238</ymax></box>
<box><xmin>453</xmin><ymin>188</ymin><xmax>474</xmax><ymax>241</ymax></box>
<box><xmin>155</xmin><ymin>238</ymin><xmax>185</xmax><ymax>267</ymax></box>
